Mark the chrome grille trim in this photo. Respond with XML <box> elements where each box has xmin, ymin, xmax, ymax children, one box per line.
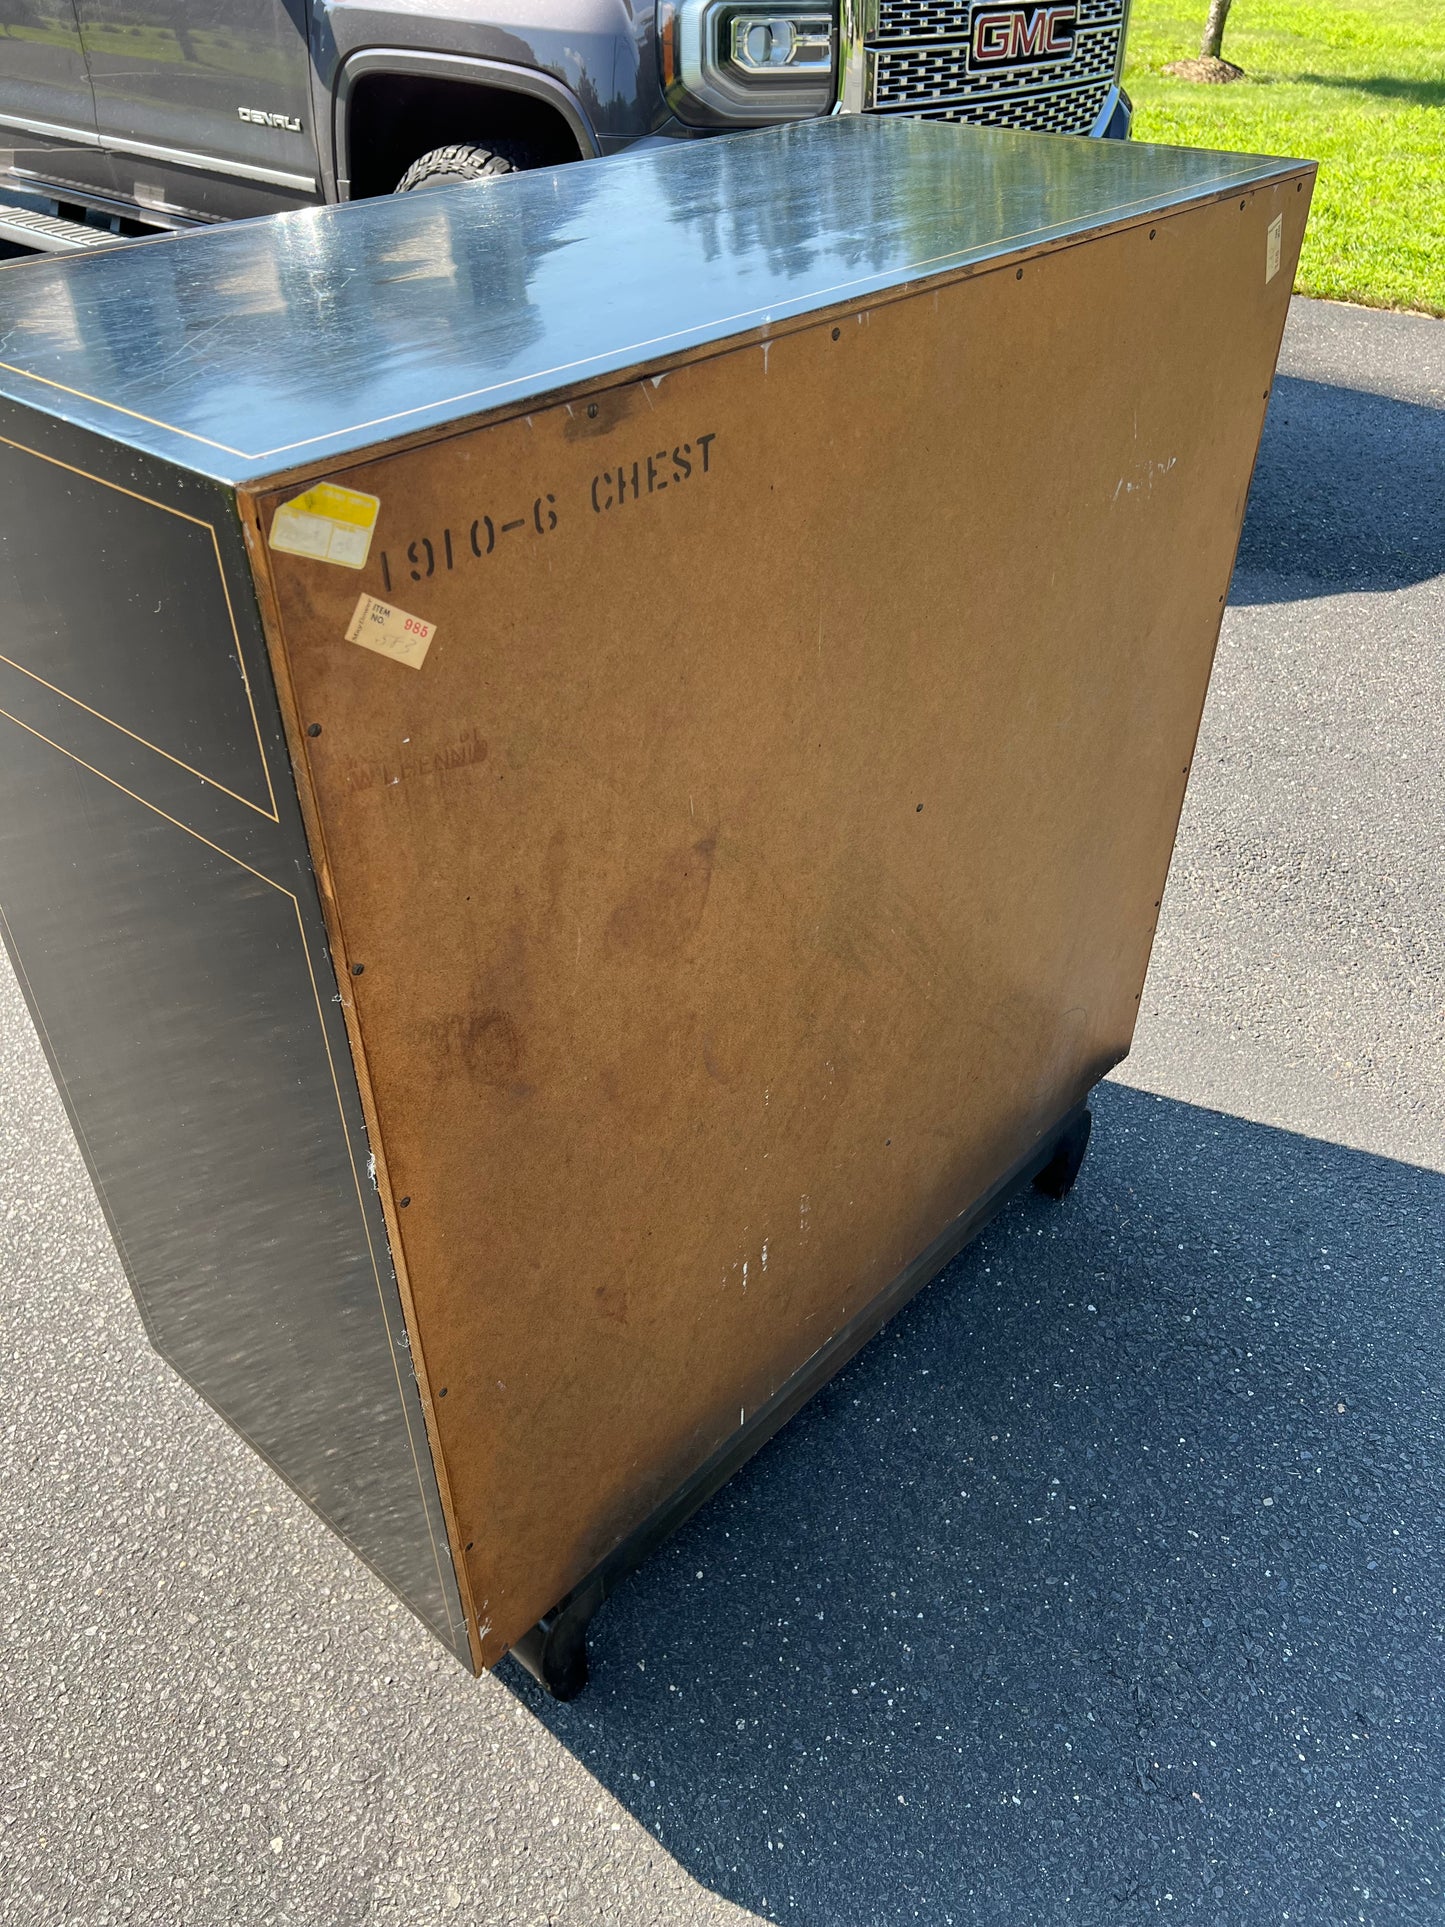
<box><xmin>872</xmin><ymin>0</ymin><xmax>1123</xmax><ymax>41</ymax></box>
<box><xmin>884</xmin><ymin>75</ymin><xmax>1114</xmax><ymax>134</ymax></box>
<box><xmin>867</xmin><ymin>24</ymin><xmax>1120</xmax><ymax>109</ymax></box>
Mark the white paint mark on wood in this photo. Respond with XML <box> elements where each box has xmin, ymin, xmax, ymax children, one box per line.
<box><xmin>1112</xmin><ymin>454</ymin><xmax>1178</xmax><ymax>503</ymax></box>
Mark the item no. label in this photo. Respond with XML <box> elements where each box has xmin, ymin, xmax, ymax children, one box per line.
<box><xmin>345</xmin><ymin>593</ymin><xmax>436</xmax><ymax>669</ymax></box>
<box><xmin>1266</xmin><ymin>214</ymin><xmax>1283</xmax><ymax>283</ymax></box>
<box><xmin>270</xmin><ymin>482</ymin><xmax>380</xmax><ymax>570</ymax></box>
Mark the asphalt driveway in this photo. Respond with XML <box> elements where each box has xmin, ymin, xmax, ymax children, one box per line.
<box><xmin>1</xmin><ymin>294</ymin><xmax>1441</xmax><ymax>1927</ymax></box>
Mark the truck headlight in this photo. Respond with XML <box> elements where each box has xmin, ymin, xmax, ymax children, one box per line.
<box><xmin>659</xmin><ymin>0</ymin><xmax>836</xmax><ymax>126</ymax></box>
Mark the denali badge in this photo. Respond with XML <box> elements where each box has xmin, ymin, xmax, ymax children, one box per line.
<box><xmin>970</xmin><ymin>4</ymin><xmax>1077</xmax><ymax>67</ymax></box>
<box><xmin>237</xmin><ymin>107</ymin><xmax>303</xmax><ymax>132</ymax></box>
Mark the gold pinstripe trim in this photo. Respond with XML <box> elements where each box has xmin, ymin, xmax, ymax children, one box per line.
<box><xmin>0</xmin><ymin>433</ymin><xmax>280</xmax><ymax>822</ymax></box>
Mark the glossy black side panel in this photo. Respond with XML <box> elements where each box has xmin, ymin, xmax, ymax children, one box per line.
<box><xmin>0</xmin><ymin>410</ymin><xmax>467</xmax><ymax>1662</ymax></box>
<box><xmin>0</xmin><ymin>439</ymin><xmax>276</xmax><ymax>815</ymax></box>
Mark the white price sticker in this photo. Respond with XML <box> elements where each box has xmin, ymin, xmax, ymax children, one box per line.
<box><xmin>1266</xmin><ymin>214</ymin><xmax>1283</xmax><ymax>284</ymax></box>
<box><xmin>344</xmin><ymin>593</ymin><xmax>437</xmax><ymax>670</ymax></box>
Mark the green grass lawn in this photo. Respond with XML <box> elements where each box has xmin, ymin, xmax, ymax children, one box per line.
<box><xmin>1123</xmin><ymin>0</ymin><xmax>1444</xmax><ymax>314</ymax></box>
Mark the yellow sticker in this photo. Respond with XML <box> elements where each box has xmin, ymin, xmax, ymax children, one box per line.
<box><xmin>1266</xmin><ymin>214</ymin><xmax>1283</xmax><ymax>284</ymax></box>
<box><xmin>270</xmin><ymin>482</ymin><xmax>380</xmax><ymax>570</ymax></box>
<box><xmin>345</xmin><ymin>593</ymin><xmax>436</xmax><ymax>670</ymax></box>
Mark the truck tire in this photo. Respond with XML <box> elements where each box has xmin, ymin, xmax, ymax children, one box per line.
<box><xmin>394</xmin><ymin>142</ymin><xmax>531</xmax><ymax>193</ymax></box>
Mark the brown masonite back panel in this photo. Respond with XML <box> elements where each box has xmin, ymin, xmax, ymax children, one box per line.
<box><xmin>249</xmin><ymin>175</ymin><xmax>1307</xmax><ymax>1663</ymax></box>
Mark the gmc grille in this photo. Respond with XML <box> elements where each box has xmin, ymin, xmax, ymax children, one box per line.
<box><xmin>871</xmin><ymin>0</ymin><xmax>1123</xmax><ymax>40</ymax></box>
<box><xmin>913</xmin><ymin>80</ymin><xmax>1114</xmax><ymax>134</ymax></box>
<box><xmin>863</xmin><ymin>0</ymin><xmax>1126</xmax><ymax>134</ymax></box>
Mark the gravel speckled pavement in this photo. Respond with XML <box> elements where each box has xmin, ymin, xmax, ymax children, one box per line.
<box><xmin>2</xmin><ymin>297</ymin><xmax>1441</xmax><ymax>1927</ymax></box>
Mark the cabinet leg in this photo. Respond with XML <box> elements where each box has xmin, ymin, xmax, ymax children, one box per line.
<box><xmin>1032</xmin><ymin>1107</ymin><xmax>1092</xmax><ymax>1202</ymax></box>
<box><xmin>509</xmin><ymin>1577</ymin><xmax>605</xmax><ymax>1701</ymax></box>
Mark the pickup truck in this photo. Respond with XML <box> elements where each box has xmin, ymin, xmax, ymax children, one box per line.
<box><xmin>0</xmin><ymin>1</ymin><xmax>1132</xmax><ymax>250</ymax></box>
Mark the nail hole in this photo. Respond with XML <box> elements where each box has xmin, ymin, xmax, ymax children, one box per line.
<box><xmin>587</xmin><ymin>402</ymin><xmax>598</xmax><ymax>419</ymax></box>
<box><xmin>306</xmin><ymin>722</ymin><xmax>322</xmax><ymax>738</ymax></box>
<box><xmin>438</xmin><ymin>1387</ymin><xmax>448</xmax><ymax>1397</ymax></box>
<box><xmin>398</xmin><ymin>1196</ymin><xmax>411</xmax><ymax>1207</ymax></box>
<box><xmin>915</xmin><ymin>802</ymin><xmax>924</xmax><ymax>812</ymax></box>
<box><xmin>831</xmin><ymin>327</ymin><xmax>841</xmax><ymax>340</ymax></box>
<box><xmin>351</xmin><ymin>962</ymin><xmax>365</xmax><ymax>976</ymax></box>
<box><xmin>1149</xmin><ymin>228</ymin><xmax>1156</xmax><ymax>240</ymax></box>
<box><xmin>1015</xmin><ymin>267</ymin><xmax>1023</xmax><ymax>280</ymax></box>
<box><xmin>465</xmin><ymin>1542</ymin><xmax>474</xmax><ymax>1552</ymax></box>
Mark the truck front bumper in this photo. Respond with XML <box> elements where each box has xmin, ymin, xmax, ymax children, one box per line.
<box><xmin>1094</xmin><ymin>84</ymin><xmax>1133</xmax><ymax>139</ymax></box>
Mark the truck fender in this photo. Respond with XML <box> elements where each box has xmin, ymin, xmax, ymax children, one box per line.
<box><xmin>327</xmin><ymin>48</ymin><xmax>602</xmax><ymax>201</ymax></box>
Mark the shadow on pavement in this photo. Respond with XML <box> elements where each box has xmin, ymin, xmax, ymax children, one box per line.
<box><xmin>1233</xmin><ymin>374</ymin><xmax>1445</xmax><ymax>605</ymax></box>
<box><xmin>506</xmin><ymin>1082</ymin><xmax>1445</xmax><ymax>1925</ymax></box>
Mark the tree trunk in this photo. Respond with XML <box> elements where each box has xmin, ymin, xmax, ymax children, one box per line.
<box><xmin>1200</xmin><ymin>0</ymin><xmax>1234</xmax><ymax>59</ymax></box>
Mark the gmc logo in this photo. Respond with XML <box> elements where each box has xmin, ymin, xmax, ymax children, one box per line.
<box><xmin>970</xmin><ymin>4</ymin><xmax>1077</xmax><ymax>67</ymax></box>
